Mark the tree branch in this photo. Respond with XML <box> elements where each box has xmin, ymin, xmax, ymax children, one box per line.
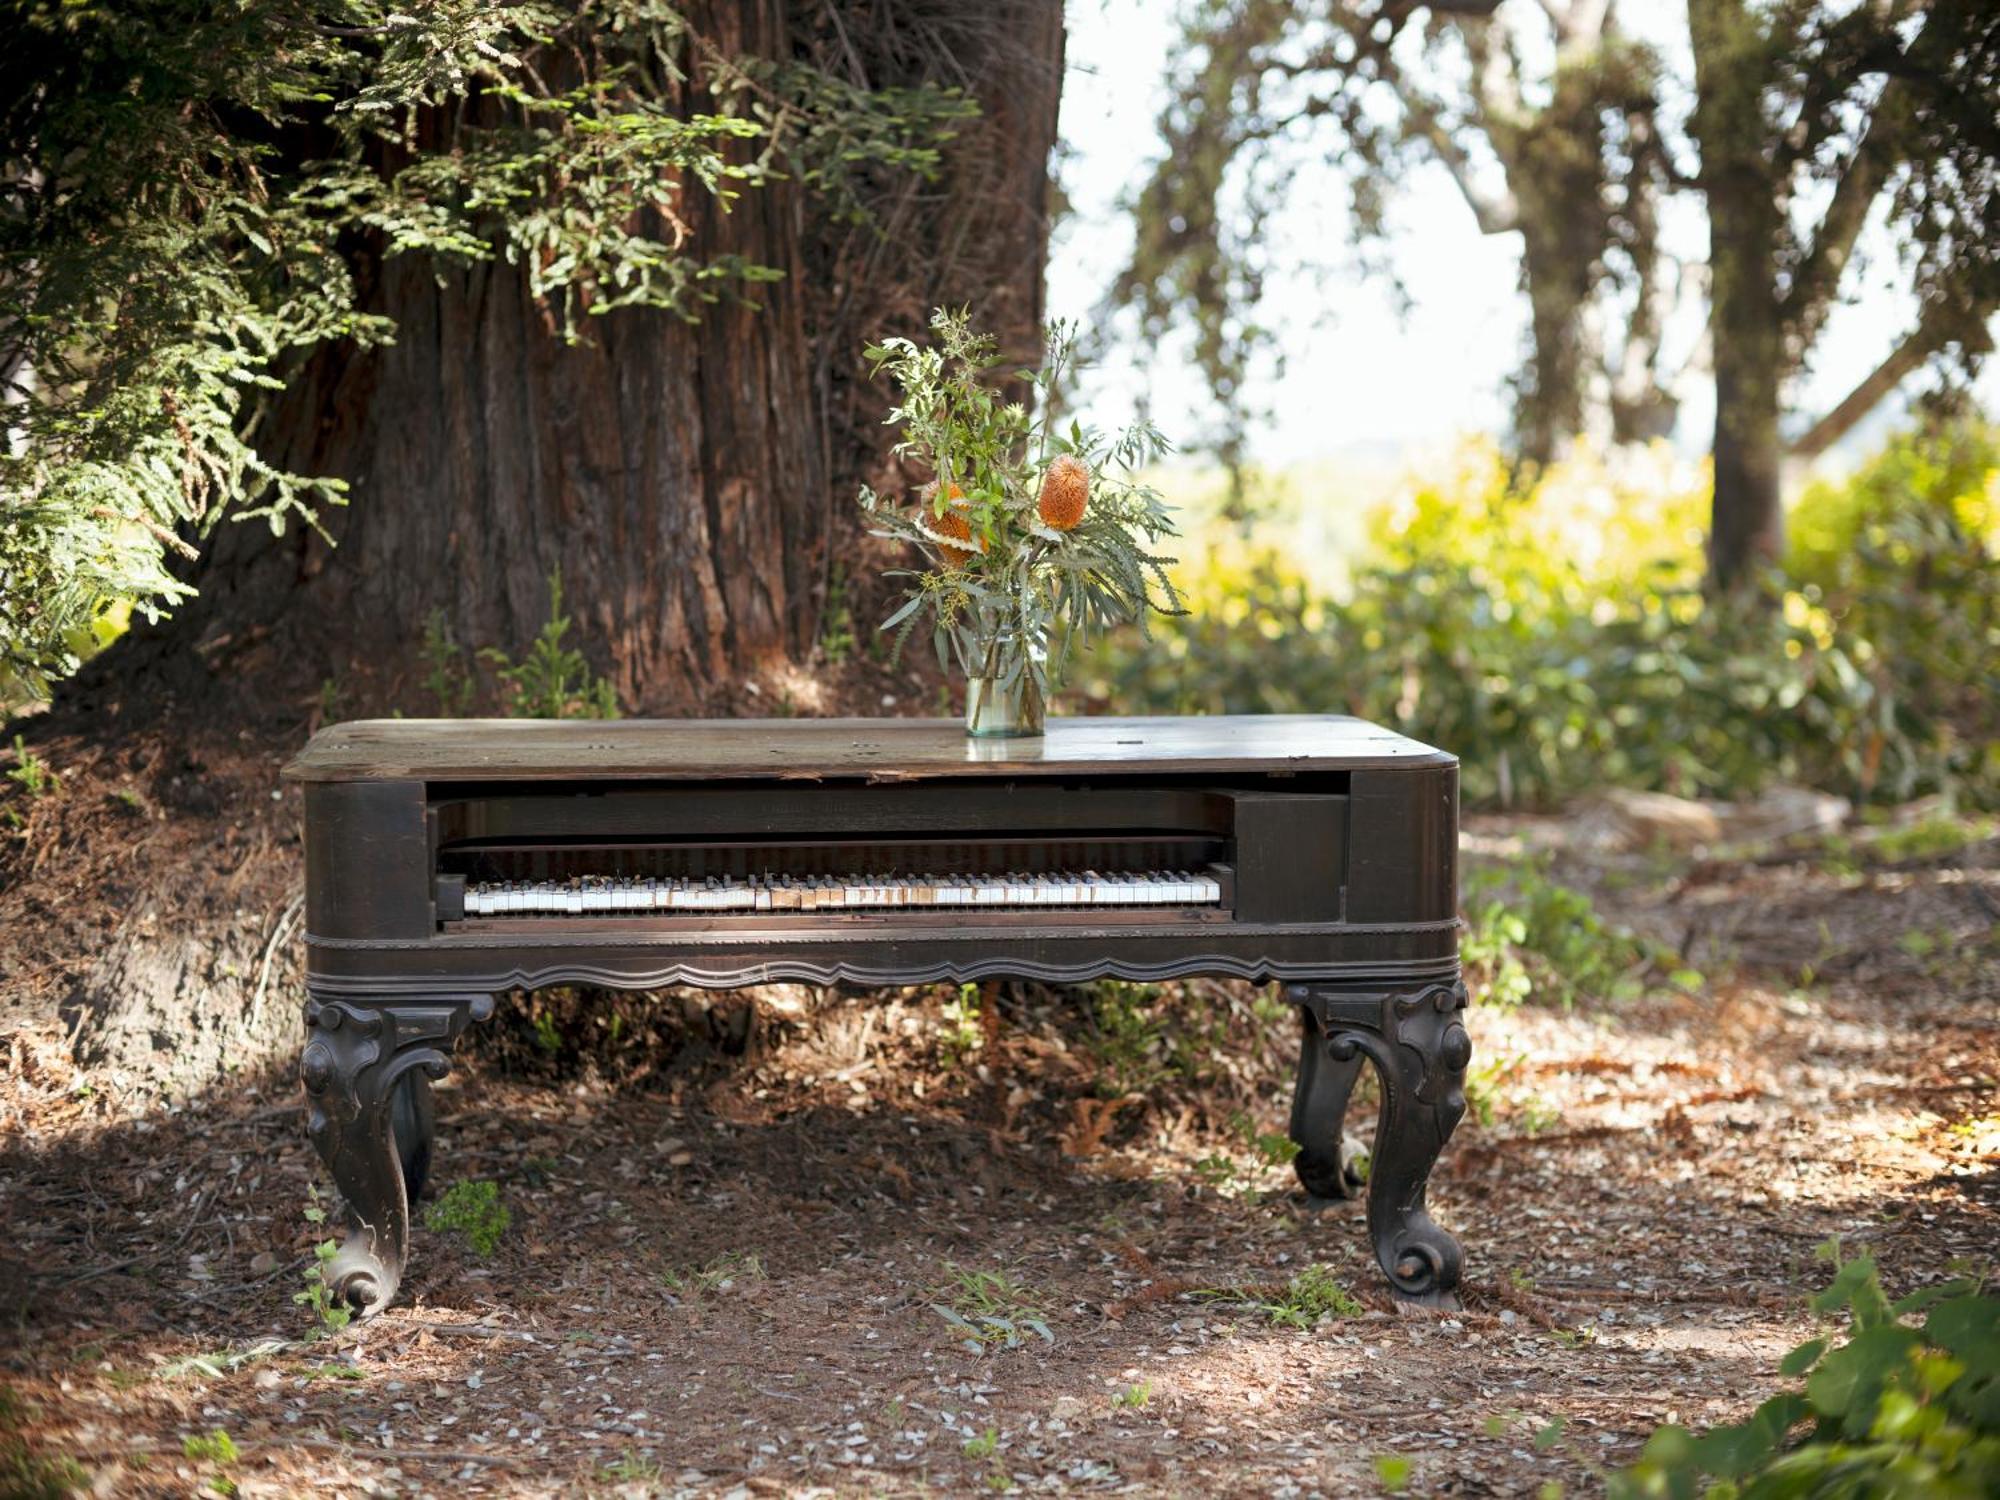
<box><xmin>1788</xmin><ymin>302</ymin><xmax>1989</xmax><ymax>460</ymax></box>
<box><xmin>1410</xmin><ymin>104</ymin><xmax>1519</xmax><ymax>233</ymax></box>
<box><xmin>1784</xmin><ymin>77</ymin><xmax>1908</xmax><ymax>350</ymax></box>
<box><xmin>1278</xmin><ymin>18</ymin><xmax>1519</xmax><ymax>235</ymax></box>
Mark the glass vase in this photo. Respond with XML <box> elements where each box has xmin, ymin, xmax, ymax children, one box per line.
<box><xmin>963</xmin><ymin>671</ymin><xmax>1046</xmax><ymax>737</ymax></box>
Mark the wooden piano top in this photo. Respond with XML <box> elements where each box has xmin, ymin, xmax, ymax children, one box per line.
<box><xmin>284</xmin><ymin>714</ymin><xmax>1452</xmax><ymax>783</ymax></box>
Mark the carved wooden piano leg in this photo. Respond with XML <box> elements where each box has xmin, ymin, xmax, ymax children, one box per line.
<box><xmin>1288</xmin><ymin>1005</ymin><xmax>1367</xmax><ymax>1200</ymax></box>
<box><xmin>301</xmin><ymin>993</ymin><xmax>494</xmax><ymax>1316</ymax></box>
<box><xmin>1288</xmin><ymin>982</ymin><xmax>1470</xmax><ymax>1308</ymax></box>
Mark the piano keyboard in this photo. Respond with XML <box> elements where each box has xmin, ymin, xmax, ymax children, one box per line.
<box><xmin>461</xmin><ymin>870</ymin><xmax>1223</xmax><ymax>917</ymax></box>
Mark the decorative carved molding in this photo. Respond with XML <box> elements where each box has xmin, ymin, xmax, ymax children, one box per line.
<box><xmin>305</xmin><ymin>954</ymin><xmax>1464</xmax><ymax>995</ymax></box>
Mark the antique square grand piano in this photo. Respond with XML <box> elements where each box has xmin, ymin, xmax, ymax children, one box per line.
<box><xmin>287</xmin><ymin>714</ymin><xmax>1470</xmax><ymax>1313</ymax></box>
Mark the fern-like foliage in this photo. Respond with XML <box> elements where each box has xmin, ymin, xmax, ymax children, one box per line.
<box><xmin>0</xmin><ymin>1</ymin><xmax>970</xmax><ymax>698</ymax></box>
<box><xmin>857</xmin><ymin>310</ymin><xmax>1182</xmax><ymax>712</ymax></box>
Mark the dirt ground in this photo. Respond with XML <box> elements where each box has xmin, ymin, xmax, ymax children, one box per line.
<box><xmin>2</xmin><ymin>818</ymin><xmax>1995</xmax><ymax>1498</ymax></box>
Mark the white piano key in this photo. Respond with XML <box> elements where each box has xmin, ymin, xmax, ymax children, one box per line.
<box><xmin>463</xmin><ymin>864</ymin><xmax>1233</xmax><ymax>919</ymax></box>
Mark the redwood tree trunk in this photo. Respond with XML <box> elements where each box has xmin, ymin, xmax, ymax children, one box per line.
<box><xmin>115</xmin><ymin>0</ymin><xmax>1066</xmax><ymax>714</ymax></box>
<box><xmin>53</xmin><ymin>0</ymin><xmax>1067</xmax><ymax>1087</ymax></box>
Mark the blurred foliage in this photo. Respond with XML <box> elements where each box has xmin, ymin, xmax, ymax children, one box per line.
<box><xmin>1611</xmin><ymin>1240</ymin><xmax>1998</xmax><ymax>1500</ymax></box>
<box><xmin>1461</xmin><ymin>858</ymin><xmax>1689</xmax><ymax>1012</ymax></box>
<box><xmin>1118</xmin><ymin>1</ymin><xmax>2000</xmax><ymax>505</ymax></box>
<box><xmin>1083</xmin><ymin>423</ymin><xmax>2000</xmax><ymax>808</ymax></box>
<box><xmin>423</xmin><ymin>1180</ymin><xmax>511</xmax><ymax>1258</ymax></box>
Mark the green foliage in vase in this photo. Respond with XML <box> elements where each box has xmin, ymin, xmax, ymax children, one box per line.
<box><xmin>0</xmin><ymin>1</ymin><xmax>970</xmax><ymax>697</ymax></box>
<box><xmin>857</xmin><ymin>309</ymin><xmax>1184</xmax><ymax>723</ymax></box>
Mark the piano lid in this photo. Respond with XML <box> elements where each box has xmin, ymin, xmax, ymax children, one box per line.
<box><xmin>282</xmin><ymin>714</ymin><xmax>1454</xmax><ymax>784</ymax></box>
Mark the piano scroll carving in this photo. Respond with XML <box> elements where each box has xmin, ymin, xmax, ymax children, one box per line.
<box><xmin>301</xmin><ymin>994</ymin><xmax>493</xmax><ymax>1314</ymax></box>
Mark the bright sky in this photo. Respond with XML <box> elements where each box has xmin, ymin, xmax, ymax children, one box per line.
<box><xmin>1047</xmin><ymin>0</ymin><xmax>2000</xmax><ymax>471</ymax></box>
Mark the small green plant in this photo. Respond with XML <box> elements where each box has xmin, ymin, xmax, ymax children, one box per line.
<box><xmin>157</xmin><ymin>1340</ymin><xmax>289</xmax><ymax>1381</ymax></box>
<box><xmin>1610</xmin><ymin>1240</ymin><xmax>1999</xmax><ymax>1499</ymax></box>
<box><xmin>1084</xmin><ymin>980</ymin><xmax>1171</xmax><ymax>1096</ymax></box>
<box><xmin>0</xmin><ymin>1383</ymin><xmax>89</xmax><ymax>1500</ymax></box>
<box><xmin>1255</xmin><ymin>1263</ymin><xmax>1363</xmax><ymax>1329</ymax></box>
<box><xmin>0</xmin><ymin>1445</ymin><xmax>88</xmax><ymax>1500</ymax></box>
<box><xmin>599</xmin><ymin>1450</ymin><xmax>664</xmax><ymax>1483</ymax></box>
<box><xmin>962</xmin><ymin>1427</ymin><xmax>1012</xmax><ymax>1491</ymax></box>
<box><xmin>181</xmin><ymin>1430</ymin><xmax>239</xmax><ymax>1465</ymax></box>
<box><xmin>1464</xmin><ymin>1050</ymin><xmax>1559</xmax><ymax>1134</ymax></box>
<box><xmin>1461</xmin><ymin>897</ymin><xmax>1532</xmax><ymax>1010</ymax></box>
<box><xmin>530</xmin><ymin>1008</ymin><xmax>564</xmax><ymax>1057</ymax></box>
<box><xmin>661</xmin><ymin>1249</ymin><xmax>764</xmax><ymax>1299</ymax></box>
<box><xmin>1872</xmin><ymin>812</ymin><xmax>1994</xmax><ymax>863</ymax></box>
<box><xmin>424</xmin><ymin>1180</ymin><xmax>510</xmax><ymax>1257</ymax></box>
<box><xmin>1233</xmin><ymin>1110</ymin><xmax>1302</xmax><ymax>1170</ymax></box>
<box><xmin>293</xmin><ymin>1190</ymin><xmax>353</xmax><ymax>1336</ymax></box>
<box><xmin>1193</xmin><ymin>1153</ymin><xmax>1239</xmax><ymax>1191</ymax></box>
<box><xmin>1113</xmin><ymin>1380</ymin><xmax>1152</xmax><ymax>1409</ymax></box>
<box><xmin>1374</xmin><ymin>1453</ymin><xmax>1413</xmax><ymax>1493</ymax></box>
<box><xmin>931</xmin><ymin>1265</ymin><xmax>1055</xmax><ymax>1353</ymax></box>
<box><xmin>316</xmin><ymin>676</ymin><xmax>346</xmax><ymax>723</ymax></box>
<box><xmin>420</xmin><ymin>608</ymin><xmax>474</xmax><ymax>715</ymax></box>
<box><xmin>1193</xmin><ymin>1114</ymin><xmax>1301</xmax><ymax>1202</ymax></box>
<box><xmin>298</xmin><ymin>1363</ymin><xmax>365</xmax><ymax>1381</ymax></box>
<box><xmin>481</xmin><ymin>569</ymin><xmax>619</xmax><ymax>720</ymax></box>
<box><xmin>819</xmin><ymin>563</ymin><xmax>858</xmax><ymax>666</ymax></box>
<box><xmin>1462</xmin><ymin>859</ymin><xmax>1669</xmax><ymax>1010</ymax></box>
<box><xmin>5</xmin><ymin>736</ymin><xmax>58</xmax><ymax>798</ymax></box>
<box><xmin>939</xmin><ymin>983</ymin><xmax>985</xmax><ymax>1067</ymax></box>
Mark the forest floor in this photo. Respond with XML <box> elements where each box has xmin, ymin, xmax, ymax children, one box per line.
<box><xmin>1</xmin><ymin>812</ymin><xmax>1995</xmax><ymax>1498</ymax></box>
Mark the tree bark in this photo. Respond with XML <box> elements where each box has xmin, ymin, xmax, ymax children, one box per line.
<box><xmin>53</xmin><ymin>0</ymin><xmax>1068</xmax><ymax>1088</ymax></box>
<box><xmin>1510</xmin><ymin>201</ymin><xmax>1597</xmax><ymax>469</ymax></box>
<box><xmin>1703</xmin><ymin>204</ymin><xmax>1785</xmax><ymax>587</ymax></box>
<box><xmin>107</xmin><ymin>0</ymin><xmax>1066</xmax><ymax>714</ymax></box>
<box><xmin>1690</xmin><ymin>0</ymin><xmax>1786</xmax><ymax>589</ymax></box>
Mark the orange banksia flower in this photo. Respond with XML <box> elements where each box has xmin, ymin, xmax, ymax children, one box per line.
<box><xmin>919</xmin><ymin>481</ymin><xmax>977</xmax><ymax>566</ymax></box>
<box><xmin>1037</xmin><ymin>455</ymin><xmax>1089</xmax><ymax>531</ymax></box>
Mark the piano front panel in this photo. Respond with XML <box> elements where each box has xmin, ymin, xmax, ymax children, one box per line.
<box><xmin>304</xmin><ymin>779</ymin><xmax>434</xmax><ymax>939</ymax></box>
<box><xmin>295</xmin><ymin>756</ymin><xmax>1464</xmax><ymax>988</ymax></box>
<box><xmin>409</xmin><ymin>775</ymin><xmax>1348</xmax><ymax>935</ymax></box>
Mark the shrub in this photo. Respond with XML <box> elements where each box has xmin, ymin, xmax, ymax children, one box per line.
<box><xmin>1610</xmin><ymin>1242</ymin><xmax>1998</xmax><ymax>1499</ymax></box>
<box><xmin>1082</xmin><ymin>424</ymin><xmax>1999</xmax><ymax>809</ymax></box>
<box><xmin>1461</xmin><ymin>858</ymin><xmax>1680</xmax><ymax>1010</ymax></box>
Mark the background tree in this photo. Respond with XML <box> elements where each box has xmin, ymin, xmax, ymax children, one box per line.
<box><xmin>0</xmin><ymin>0</ymin><xmax>1066</xmax><ymax>1083</ymax></box>
<box><xmin>1688</xmin><ymin>0</ymin><xmax>1999</xmax><ymax>586</ymax></box>
<box><xmin>1116</xmin><ymin>1</ymin><xmax>1999</xmax><ymax>586</ymax></box>
<box><xmin>1115</xmin><ymin>0</ymin><xmax>1678</xmax><ymax>475</ymax></box>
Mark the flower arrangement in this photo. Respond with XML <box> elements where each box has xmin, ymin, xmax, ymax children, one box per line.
<box><xmin>858</xmin><ymin>309</ymin><xmax>1183</xmax><ymax>735</ymax></box>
